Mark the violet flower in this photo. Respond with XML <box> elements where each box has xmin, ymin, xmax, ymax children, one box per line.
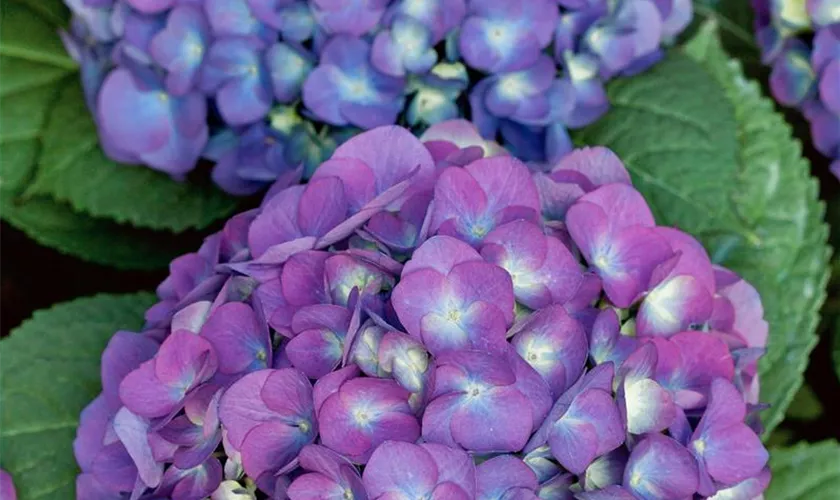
<box><xmin>363</xmin><ymin>441</ymin><xmax>475</xmax><ymax>499</ymax></box>
<box><xmin>72</xmin><ymin>122</ymin><xmax>770</xmax><ymax>499</ymax></box>
<box><xmin>62</xmin><ymin>0</ymin><xmax>692</xmax><ymax>192</ymax></box>
<box><xmin>753</xmin><ymin>0</ymin><xmax>840</xmax><ymax>178</ymax></box>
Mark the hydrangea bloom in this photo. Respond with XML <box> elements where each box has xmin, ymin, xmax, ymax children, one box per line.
<box><xmin>74</xmin><ymin>121</ymin><xmax>769</xmax><ymax>499</ymax></box>
<box><xmin>62</xmin><ymin>0</ymin><xmax>692</xmax><ymax>194</ymax></box>
<box><xmin>753</xmin><ymin>0</ymin><xmax>840</xmax><ymax>177</ymax></box>
<box><xmin>0</xmin><ymin>470</ymin><xmax>16</xmax><ymax>500</ymax></box>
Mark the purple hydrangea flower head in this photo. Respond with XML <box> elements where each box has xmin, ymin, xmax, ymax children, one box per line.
<box><xmin>754</xmin><ymin>0</ymin><xmax>840</xmax><ymax>177</ymax></box>
<box><xmin>74</xmin><ymin>122</ymin><xmax>770</xmax><ymax>499</ymax></box>
<box><xmin>64</xmin><ymin>0</ymin><xmax>691</xmax><ymax>191</ymax></box>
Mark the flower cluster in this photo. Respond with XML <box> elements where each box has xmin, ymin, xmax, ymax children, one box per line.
<box><xmin>74</xmin><ymin>121</ymin><xmax>770</xmax><ymax>500</ymax></box>
<box><xmin>753</xmin><ymin>0</ymin><xmax>840</xmax><ymax>177</ymax></box>
<box><xmin>61</xmin><ymin>0</ymin><xmax>692</xmax><ymax>194</ymax></box>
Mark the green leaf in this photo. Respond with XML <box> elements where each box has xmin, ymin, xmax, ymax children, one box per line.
<box><xmin>1</xmin><ymin>0</ymin><xmax>237</xmax><ymax>238</ymax></box>
<box><xmin>573</xmin><ymin>52</ymin><xmax>742</xmax><ymax>237</ymax></box>
<box><xmin>690</xmin><ymin>0</ymin><xmax>765</xmax><ymax>80</ymax></box>
<box><xmin>0</xmin><ymin>193</ymin><xmax>198</xmax><ymax>270</ymax></box>
<box><xmin>0</xmin><ymin>293</ymin><xmax>157</xmax><ymax>500</ymax></box>
<box><xmin>683</xmin><ymin>21</ymin><xmax>831</xmax><ymax>436</ymax></box>
<box><xmin>25</xmin><ymin>79</ymin><xmax>239</xmax><ymax>232</ymax></box>
<box><xmin>767</xmin><ymin>440</ymin><xmax>840</xmax><ymax>499</ymax></box>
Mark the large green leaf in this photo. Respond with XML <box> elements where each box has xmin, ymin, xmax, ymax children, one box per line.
<box><xmin>767</xmin><ymin>440</ymin><xmax>840</xmax><ymax>499</ymax></box>
<box><xmin>574</xmin><ymin>52</ymin><xmax>742</xmax><ymax>237</ymax></box>
<box><xmin>1</xmin><ymin>195</ymin><xmax>201</xmax><ymax>270</ymax></box>
<box><xmin>1</xmin><ymin>0</ymin><xmax>237</xmax><ymax>237</ymax></box>
<box><xmin>0</xmin><ymin>293</ymin><xmax>157</xmax><ymax>500</ymax></box>
<box><xmin>683</xmin><ymin>21</ymin><xmax>831</xmax><ymax>436</ymax></box>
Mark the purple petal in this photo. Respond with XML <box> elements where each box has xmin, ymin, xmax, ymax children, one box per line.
<box><xmin>281</xmin><ymin>251</ymin><xmax>331</xmax><ymax>306</ymax></box>
<box><xmin>482</xmin><ymin>220</ymin><xmax>584</xmax><ymax>309</ymax></box>
<box><xmin>476</xmin><ymin>455</ymin><xmax>538</xmax><ymax>499</ymax></box>
<box><xmin>402</xmin><ymin>235</ymin><xmax>483</xmax><ymax>276</ymax></box>
<box><xmin>260</xmin><ymin>368</ymin><xmax>316</xmax><ymax>419</ymax></box>
<box><xmin>119</xmin><ymin>361</ymin><xmax>182</xmax><ymax>419</ymax></box>
<box><xmin>451</xmin><ymin>385</ymin><xmax>533</xmax><ymax>453</ymax></box>
<box><xmin>363</xmin><ymin>441</ymin><xmax>439</xmax><ymax>498</ymax></box>
<box><xmin>74</xmin><ymin>395</ymin><xmax>113</xmax><ymax>471</ymax></box>
<box><xmin>286</xmin><ymin>473</ymin><xmax>346</xmax><ymax>500</ymax></box>
<box><xmin>623</xmin><ymin>377</ymin><xmax>677</xmax><ymax>434</ymax></box>
<box><xmin>318</xmin><ymin>378</ymin><xmax>419</xmax><ymax>463</ymax></box>
<box><xmin>217</xmin><ymin>370</ymin><xmax>274</xmax><ymax>450</ymax></box>
<box><xmin>201</xmin><ymin>302</ymin><xmax>269</xmax><ymax>374</ymax></box>
<box><xmin>285</xmin><ymin>327</ymin><xmax>344</xmax><ymax>379</ymax></box>
<box><xmin>550</xmin><ymin>147</ymin><xmax>631</xmax><ymax>188</ymax></box>
<box><xmin>549</xmin><ymin>389</ymin><xmax>624</xmax><ymax>474</ymax></box>
<box><xmin>312</xmin><ymin>126</ymin><xmax>434</xmax><ymax>206</ymax></box>
<box><xmin>510</xmin><ymin>305</ymin><xmax>588</xmax><ymax>396</ymax></box>
<box><xmin>101</xmin><ymin>331</ymin><xmax>159</xmax><ymax>409</ymax></box>
<box><xmin>624</xmin><ymin>434</ymin><xmax>698</xmax><ymax>499</ymax></box>
<box><xmin>636</xmin><ymin>275</ymin><xmax>713</xmax><ymax>337</ymax></box>
<box><xmin>153</xmin><ymin>330</ymin><xmax>218</xmax><ymax>389</ymax></box>
<box><xmin>313</xmin><ymin>365</ymin><xmax>360</xmax><ymax>416</ymax></box>
<box><xmin>240</xmin><ymin>421</ymin><xmax>312</xmax><ymax>478</ymax></box>
<box><xmin>157</xmin><ymin>457</ymin><xmax>223</xmax><ymax>500</ymax></box>
<box><xmin>113</xmin><ymin>408</ymin><xmax>162</xmax><ymax>488</ymax></box>
<box><xmin>297</xmin><ymin>177</ymin><xmax>350</xmax><ymax>237</ymax></box>
<box><xmin>568</xmin><ymin>207</ymin><xmax>672</xmax><ymax>307</ymax></box>
<box><xmin>422</xmin><ymin>443</ymin><xmax>476</xmax><ymax>498</ymax></box>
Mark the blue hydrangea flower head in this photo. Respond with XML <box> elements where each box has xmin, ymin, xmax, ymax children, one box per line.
<box><xmin>753</xmin><ymin>0</ymin><xmax>840</xmax><ymax>177</ymax></box>
<box><xmin>62</xmin><ymin>0</ymin><xmax>694</xmax><ymax>193</ymax></box>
